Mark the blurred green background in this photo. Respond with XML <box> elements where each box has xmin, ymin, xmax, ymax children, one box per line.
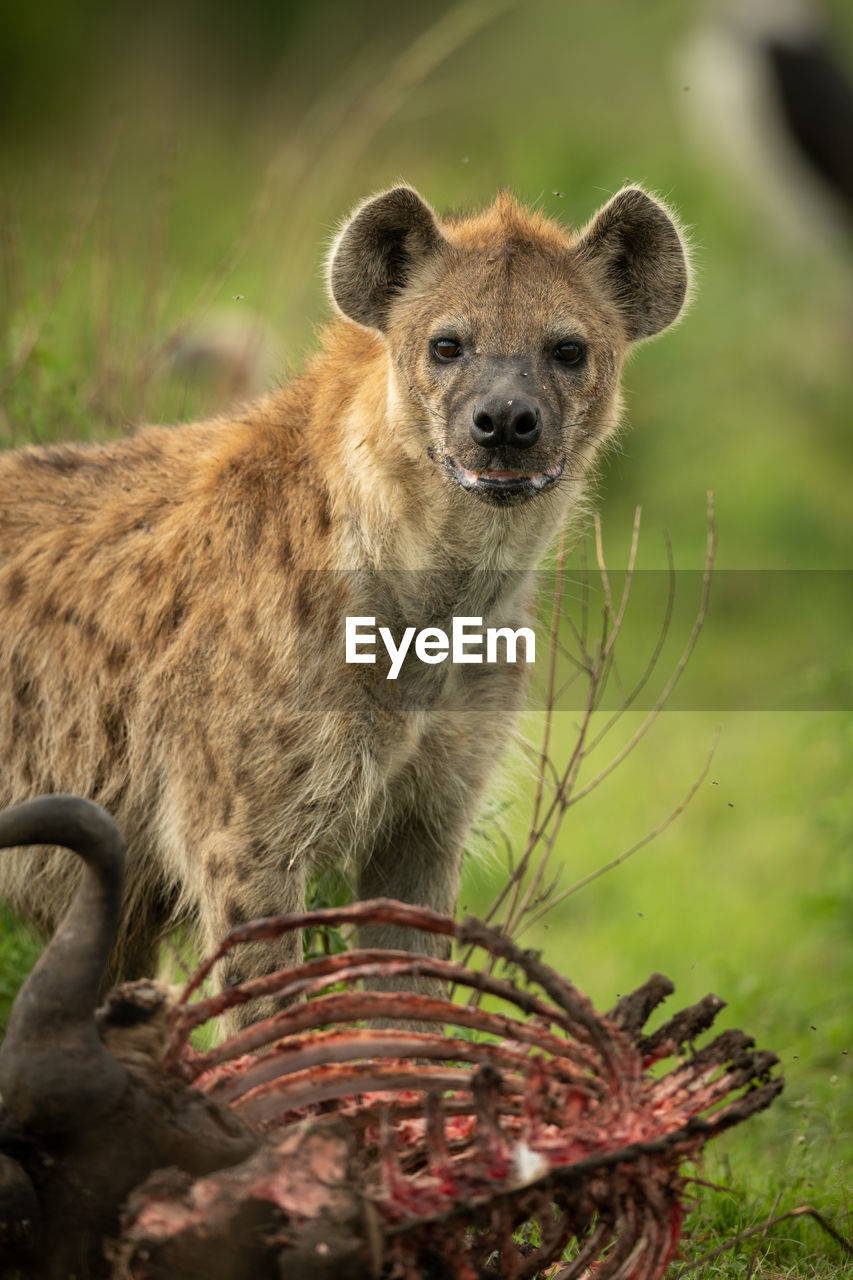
<box><xmin>2</xmin><ymin>0</ymin><xmax>852</xmax><ymax>1271</ymax></box>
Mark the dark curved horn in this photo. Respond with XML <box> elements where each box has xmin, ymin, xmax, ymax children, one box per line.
<box><xmin>0</xmin><ymin>795</ymin><xmax>128</xmax><ymax>1133</ymax></box>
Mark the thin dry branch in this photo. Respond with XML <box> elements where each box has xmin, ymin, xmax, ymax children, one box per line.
<box><xmin>529</xmin><ymin>524</ymin><xmax>568</xmax><ymax>843</ymax></box>
<box><xmin>566</xmin><ymin>492</ymin><xmax>716</xmax><ymax>810</ymax></box>
<box><xmin>584</xmin><ymin>526</ymin><xmax>677</xmax><ymax>756</ymax></box>
<box><xmin>519</xmin><ymin>728</ymin><xmax>720</xmax><ymax>934</ymax></box>
<box><xmin>477</xmin><ymin>495</ymin><xmax>717</xmax><ymax>960</ymax></box>
<box><xmin>676</xmin><ymin>1203</ymin><xmax>853</xmax><ymax>1272</ymax></box>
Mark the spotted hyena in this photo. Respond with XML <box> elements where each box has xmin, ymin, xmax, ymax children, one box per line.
<box><xmin>0</xmin><ymin>185</ymin><xmax>690</xmax><ymax>1023</ymax></box>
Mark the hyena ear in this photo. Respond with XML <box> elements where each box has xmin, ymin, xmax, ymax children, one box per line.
<box><xmin>329</xmin><ymin>186</ymin><xmax>444</xmax><ymax>331</ymax></box>
<box><xmin>576</xmin><ymin>187</ymin><xmax>690</xmax><ymax>341</ymax></box>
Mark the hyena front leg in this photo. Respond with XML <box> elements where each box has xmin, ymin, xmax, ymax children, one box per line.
<box><xmin>195</xmin><ymin>834</ymin><xmax>307</xmax><ymax>1034</ymax></box>
<box><xmin>357</xmin><ymin>811</ymin><xmax>466</xmax><ymax>1003</ymax></box>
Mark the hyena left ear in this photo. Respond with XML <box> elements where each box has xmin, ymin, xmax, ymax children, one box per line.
<box><xmin>329</xmin><ymin>186</ymin><xmax>444</xmax><ymax>331</ymax></box>
<box><xmin>576</xmin><ymin>187</ymin><xmax>691</xmax><ymax>341</ymax></box>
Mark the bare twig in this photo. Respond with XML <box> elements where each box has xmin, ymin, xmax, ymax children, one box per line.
<box><xmin>464</xmin><ymin>501</ymin><xmax>716</xmax><ymax>1007</ymax></box>
<box><xmin>566</xmin><ymin>492</ymin><xmax>716</xmax><ymax>810</ymax></box>
<box><xmin>529</xmin><ymin>525</ymin><xmax>568</xmax><ymax>842</ymax></box>
<box><xmin>519</xmin><ymin>728</ymin><xmax>719</xmax><ymax>934</ymax></box>
<box><xmin>584</xmin><ymin>525</ymin><xmax>677</xmax><ymax>756</ymax></box>
<box><xmin>677</xmin><ymin>1203</ymin><xmax>853</xmax><ymax>1272</ymax></box>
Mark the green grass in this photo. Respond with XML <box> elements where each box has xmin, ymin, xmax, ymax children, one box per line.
<box><xmin>2</xmin><ymin>1</ymin><xmax>852</xmax><ymax>1273</ymax></box>
<box><xmin>0</xmin><ymin>904</ymin><xmax>42</xmax><ymax>1030</ymax></box>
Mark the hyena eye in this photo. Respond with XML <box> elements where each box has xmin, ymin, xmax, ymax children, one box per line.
<box><xmin>553</xmin><ymin>340</ymin><xmax>586</xmax><ymax>366</ymax></box>
<box><xmin>432</xmin><ymin>338</ymin><xmax>463</xmax><ymax>361</ymax></box>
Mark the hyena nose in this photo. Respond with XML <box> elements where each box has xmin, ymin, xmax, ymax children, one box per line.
<box><xmin>470</xmin><ymin>395</ymin><xmax>542</xmax><ymax>450</ymax></box>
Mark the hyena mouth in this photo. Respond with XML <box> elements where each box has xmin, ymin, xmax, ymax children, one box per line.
<box><xmin>443</xmin><ymin>456</ymin><xmax>565</xmax><ymax>504</ymax></box>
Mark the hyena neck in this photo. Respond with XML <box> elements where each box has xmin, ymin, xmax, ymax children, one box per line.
<box><xmin>351</xmin><ymin>562</ymin><xmax>537</xmax><ymax>640</ymax></box>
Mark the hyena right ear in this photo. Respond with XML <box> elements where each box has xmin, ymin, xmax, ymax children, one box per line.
<box><xmin>329</xmin><ymin>186</ymin><xmax>444</xmax><ymax>331</ymax></box>
<box><xmin>576</xmin><ymin>187</ymin><xmax>691</xmax><ymax>341</ymax></box>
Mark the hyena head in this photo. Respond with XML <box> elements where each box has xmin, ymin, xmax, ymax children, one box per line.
<box><xmin>329</xmin><ymin>185</ymin><xmax>690</xmax><ymax>507</ymax></box>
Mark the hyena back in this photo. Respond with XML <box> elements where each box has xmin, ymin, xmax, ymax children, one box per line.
<box><xmin>0</xmin><ymin>185</ymin><xmax>689</xmax><ymax>1024</ymax></box>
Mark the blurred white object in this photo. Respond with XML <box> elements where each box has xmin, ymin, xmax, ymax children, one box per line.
<box><xmin>679</xmin><ymin>0</ymin><xmax>853</xmax><ymax>244</ymax></box>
